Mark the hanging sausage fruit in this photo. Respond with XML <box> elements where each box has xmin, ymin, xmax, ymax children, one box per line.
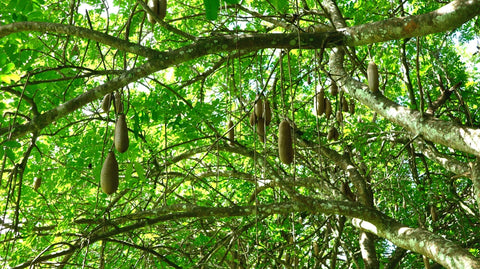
<box><xmin>278</xmin><ymin>119</ymin><xmax>294</xmax><ymax>165</ymax></box>
<box><xmin>367</xmin><ymin>61</ymin><xmax>379</xmax><ymax>92</ymax></box>
<box><xmin>115</xmin><ymin>113</ymin><xmax>129</xmax><ymax>153</ymax></box>
<box><xmin>101</xmin><ymin>151</ymin><xmax>119</xmax><ymax>195</ymax></box>
<box><xmin>227</xmin><ymin>120</ymin><xmax>234</xmax><ymax>145</ymax></box>
<box><xmin>316</xmin><ymin>89</ymin><xmax>325</xmax><ymax>116</ymax></box>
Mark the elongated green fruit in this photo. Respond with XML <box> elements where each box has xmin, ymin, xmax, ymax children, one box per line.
<box><xmin>278</xmin><ymin>120</ymin><xmax>293</xmax><ymax>165</ymax></box>
<box><xmin>367</xmin><ymin>62</ymin><xmax>379</xmax><ymax>92</ymax></box>
<box><xmin>327</xmin><ymin>126</ymin><xmax>339</xmax><ymax>141</ymax></box>
<box><xmin>316</xmin><ymin>90</ymin><xmax>325</xmax><ymax>116</ymax></box>
<box><xmin>102</xmin><ymin>94</ymin><xmax>111</xmax><ymax>113</ymax></box>
<box><xmin>114</xmin><ymin>92</ymin><xmax>124</xmax><ymax>113</ymax></box>
<box><xmin>334</xmin><ymin>127</ymin><xmax>340</xmax><ymax>140</ymax></box>
<box><xmin>330</xmin><ymin>82</ymin><xmax>338</xmax><ymax>96</ymax></box>
<box><xmin>101</xmin><ymin>151</ymin><xmax>119</xmax><ymax>195</ymax></box>
<box><xmin>336</xmin><ymin>110</ymin><xmax>343</xmax><ymax>122</ymax></box>
<box><xmin>342</xmin><ymin>96</ymin><xmax>349</xmax><ymax>112</ymax></box>
<box><xmin>255</xmin><ymin>98</ymin><xmax>264</xmax><ymax>119</ymax></box>
<box><xmin>313</xmin><ymin>242</ymin><xmax>319</xmax><ymax>256</ymax></box>
<box><xmin>264</xmin><ymin>100</ymin><xmax>272</xmax><ymax>126</ymax></box>
<box><xmin>431</xmin><ymin>205</ymin><xmax>437</xmax><ymax>222</ymax></box>
<box><xmin>325</xmin><ymin>98</ymin><xmax>332</xmax><ymax>119</ymax></box>
<box><xmin>327</xmin><ymin>127</ymin><xmax>334</xmax><ymax>140</ymax></box>
<box><xmin>115</xmin><ymin>114</ymin><xmax>129</xmax><ymax>153</ymax></box>
<box><xmin>249</xmin><ymin>110</ymin><xmax>256</xmax><ymax>126</ymax></box>
<box><xmin>256</xmin><ymin>117</ymin><xmax>266</xmax><ymax>142</ymax></box>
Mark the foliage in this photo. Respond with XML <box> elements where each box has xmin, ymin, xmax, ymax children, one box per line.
<box><xmin>1</xmin><ymin>0</ymin><xmax>480</xmax><ymax>268</ymax></box>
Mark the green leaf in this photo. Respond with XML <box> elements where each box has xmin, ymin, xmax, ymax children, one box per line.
<box><xmin>0</xmin><ymin>53</ymin><xmax>7</xmax><ymax>66</ymax></box>
<box><xmin>124</xmin><ymin>162</ymin><xmax>133</xmax><ymax>183</ymax></box>
<box><xmin>93</xmin><ymin>162</ymin><xmax>102</xmax><ymax>183</ymax></box>
<box><xmin>272</xmin><ymin>0</ymin><xmax>289</xmax><ymax>13</ymax></box>
<box><xmin>3</xmin><ymin>140</ymin><xmax>21</xmax><ymax>148</ymax></box>
<box><xmin>224</xmin><ymin>0</ymin><xmax>239</xmax><ymax>4</ymax></box>
<box><xmin>134</xmin><ymin>162</ymin><xmax>146</xmax><ymax>181</ymax></box>
<box><xmin>5</xmin><ymin>148</ymin><xmax>15</xmax><ymax>161</ymax></box>
<box><xmin>204</xmin><ymin>0</ymin><xmax>220</xmax><ymax>20</ymax></box>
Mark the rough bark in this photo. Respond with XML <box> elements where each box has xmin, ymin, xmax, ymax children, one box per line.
<box><xmin>14</xmin><ymin>200</ymin><xmax>479</xmax><ymax>269</ymax></box>
<box><xmin>342</xmin><ymin>0</ymin><xmax>480</xmax><ymax>46</ymax></box>
<box><xmin>1</xmin><ymin>1</ymin><xmax>479</xmax><ymax>151</ymax></box>
<box><xmin>352</xmin><ymin>218</ymin><xmax>480</xmax><ymax>269</ymax></box>
<box><xmin>2</xmin><ymin>2</ymin><xmax>480</xmax><ymax>268</ymax></box>
<box><xmin>414</xmin><ymin>139</ymin><xmax>469</xmax><ymax>176</ymax></box>
<box><xmin>320</xmin><ymin>0</ymin><xmax>380</xmax><ymax>266</ymax></box>
<box><xmin>360</xmin><ymin>232</ymin><xmax>379</xmax><ymax>269</ymax></box>
<box><xmin>470</xmin><ymin>159</ymin><xmax>480</xmax><ymax>210</ymax></box>
<box><xmin>329</xmin><ymin>50</ymin><xmax>480</xmax><ymax>157</ymax></box>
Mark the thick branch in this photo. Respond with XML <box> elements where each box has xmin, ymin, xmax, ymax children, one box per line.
<box><xmin>414</xmin><ymin>139</ymin><xmax>469</xmax><ymax>176</ymax></box>
<box><xmin>342</xmin><ymin>0</ymin><xmax>480</xmax><ymax>46</ymax></box>
<box><xmin>65</xmin><ymin>200</ymin><xmax>480</xmax><ymax>269</ymax></box>
<box><xmin>0</xmin><ymin>22</ymin><xmax>160</xmax><ymax>58</ymax></box>
<box><xmin>1</xmin><ymin>0</ymin><xmax>476</xmax><ymax>55</ymax></box>
<box><xmin>329</xmin><ymin>50</ymin><xmax>480</xmax><ymax>157</ymax></box>
<box><xmin>1</xmin><ymin>0</ymin><xmax>479</xmax><ymax>147</ymax></box>
<box><xmin>470</xmin><ymin>159</ymin><xmax>480</xmax><ymax>210</ymax></box>
<box><xmin>0</xmin><ymin>31</ymin><xmax>343</xmax><ymax>140</ymax></box>
<box><xmin>353</xmin><ymin>218</ymin><xmax>478</xmax><ymax>269</ymax></box>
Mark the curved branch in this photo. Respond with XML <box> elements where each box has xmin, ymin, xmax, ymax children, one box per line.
<box><xmin>342</xmin><ymin>0</ymin><xmax>480</xmax><ymax>46</ymax></box>
<box><xmin>12</xmin><ymin>247</ymin><xmax>75</xmax><ymax>269</ymax></box>
<box><xmin>414</xmin><ymin>139</ymin><xmax>469</xmax><ymax>176</ymax></box>
<box><xmin>352</xmin><ymin>217</ymin><xmax>478</xmax><ymax>269</ymax></box>
<box><xmin>330</xmin><ymin>50</ymin><xmax>480</xmax><ymax>157</ymax></box>
<box><xmin>0</xmin><ymin>22</ymin><xmax>160</xmax><ymax>58</ymax></box>
<box><xmin>0</xmin><ymin>31</ymin><xmax>342</xmax><ymax>140</ymax></box>
<box><xmin>136</xmin><ymin>0</ymin><xmax>196</xmax><ymax>41</ymax></box>
<box><xmin>49</xmin><ymin>200</ymin><xmax>480</xmax><ymax>269</ymax></box>
<box><xmin>0</xmin><ymin>0</ymin><xmax>476</xmax><ymax>60</ymax></box>
<box><xmin>105</xmin><ymin>238</ymin><xmax>182</xmax><ymax>269</ymax></box>
<box><xmin>1</xmin><ymin>0</ymin><xmax>479</xmax><ymax>146</ymax></box>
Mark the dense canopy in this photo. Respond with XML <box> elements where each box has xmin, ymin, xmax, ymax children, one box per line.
<box><xmin>1</xmin><ymin>0</ymin><xmax>480</xmax><ymax>268</ymax></box>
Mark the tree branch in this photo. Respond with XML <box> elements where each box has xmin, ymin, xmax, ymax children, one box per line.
<box><xmin>319</xmin><ymin>1</ymin><xmax>379</xmax><ymax>267</ymax></box>
<box><xmin>352</xmin><ymin>217</ymin><xmax>478</xmax><ymax>269</ymax></box>
<box><xmin>66</xmin><ymin>200</ymin><xmax>480</xmax><ymax>269</ymax></box>
<box><xmin>0</xmin><ymin>22</ymin><xmax>160</xmax><ymax>58</ymax></box>
<box><xmin>329</xmin><ymin>49</ymin><xmax>480</xmax><ymax>157</ymax></box>
<box><xmin>469</xmin><ymin>159</ymin><xmax>480</xmax><ymax>210</ymax></box>
<box><xmin>342</xmin><ymin>0</ymin><xmax>480</xmax><ymax>46</ymax></box>
<box><xmin>425</xmin><ymin>82</ymin><xmax>461</xmax><ymax>116</ymax></box>
<box><xmin>414</xmin><ymin>138</ymin><xmax>469</xmax><ymax>176</ymax></box>
<box><xmin>2</xmin><ymin>0</ymin><xmax>479</xmax><ymax>152</ymax></box>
